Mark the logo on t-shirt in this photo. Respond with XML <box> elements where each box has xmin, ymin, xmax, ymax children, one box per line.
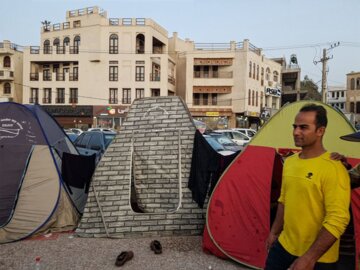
<box><xmin>306</xmin><ymin>172</ymin><xmax>313</xmax><ymax>179</ymax></box>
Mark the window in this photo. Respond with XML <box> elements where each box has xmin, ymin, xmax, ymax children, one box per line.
<box><xmin>350</xmin><ymin>102</ymin><xmax>355</xmax><ymax>113</ymax></box>
<box><xmin>256</xmin><ymin>65</ymin><xmax>259</xmax><ymax>80</ymax></box>
<box><xmin>252</xmin><ymin>90</ymin><xmax>255</xmax><ymax>106</ymax></box>
<box><xmin>256</xmin><ymin>91</ymin><xmax>258</xmax><ymax>107</ymax></box>
<box><xmin>43</xmin><ymin>40</ymin><xmax>51</xmax><ymax>54</ymax></box>
<box><xmin>136</xmin><ymin>88</ymin><xmax>144</xmax><ymax>99</ymax></box>
<box><xmin>248</xmin><ymin>89</ymin><xmax>251</xmax><ymax>105</ymax></box>
<box><xmin>43</xmin><ymin>69</ymin><xmax>51</xmax><ymax>81</ymax></box>
<box><xmin>212</xmin><ymin>93</ymin><xmax>217</xmax><ymax>105</ymax></box>
<box><xmin>357</xmin><ymin>78</ymin><xmax>360</xmax><ymax>90</ymax></box>
<box><xmin>194</xmin><ymin>66</ymin><xmax>200</xmax><ymax>78</ymax></box>
<box><xmin>273</xmin><ymin>71</ymin><xmax>279</xmax><ymax>82</ymax></box>
<box><xmin>266</xmin><ymin>68</ymin><xmax>271</xmax><ymax>80</ymax></box>
<box><xmin>357</xmin><ymin>102</ymin><xmax>360</xmax><ymax>114</ymax></box>
<box><xmin>260</xmin><ymin>92</ymin><xmax>263</xmax><ymax>109</ymax></box>
<box><xmin>56</xmin><ymin>88</ymin><xmax>65</xmax><ymax>103</ymax></box>
<box><xmin>70</xmin><ymin>67</ymin><xmax>78</xmax><ymax>81</ymax></box>
<box><xmin>109</xmin><ymin>88</ymin><xmax>118</xmax><ymax>104</ymax></box>
<box><xmin>341</xmin><ymin>91</ymin><xmax>344</xmax><ymax>97</ymax></box>
<box><xmin>4</xmin><ymin>82</ymin><xmax>11</xmax><ymax>94</ymax></box>
<box><xmin>261</xmin><ymin>67</ymin><xmax>264</xmax><ymax>86</ymax></box>
<box><xmin>53</xmin><ymin>38</ymin><xmax>60</xmax><ymax>47</ymax></box>
<box><xmin>69</xmin><ymin>88</ymin><xmax>78</xmax><ymax>103</ymax></box>
<box><xmin>71</xmin><ymin>36</ymin><xmax>80</xmax><ymax>54</ymax></box>
<box><xmin>109</xmin><ymin>34</ymin><xmax>118</xmax><ymax>54</ymax></box>
<box><xmin>351</xmin><ymin>78</ymin><xmax>355</xmax><ymax>90</ymax></box>
<box><xmin>249</xmin><ymin>61</ymin><xmax>252</xmax><ymax>78</ymax></box>
<box><xmin>73</xmin><ymin>20</ymin><xmax>81</xmax><ymax>28</ymax></box>
<box><xmin>3</xmin><ymin>56</ymin><xmax>10</xmax><ymax>68</ymax></box>
<box><xmin>43</xmin><ymin>88</ymin><xmax>52</xmax><ymax>104</ymax></box>
<box><xmin>253</xmin><ymin>63</ymin><xmax>256</xmax><ymax>79</ymax></box>
<box><xmin>136</xmin><ymin>34</ymin><xmax>145</xmax><ymax>54</ymax></box>
<box><xmin>30</xmin><ymin>88</ymin><xmax>39</xmax><ymax>103</ymax></box>
<box><xmin>135</xmin><ymin>66</ymin><xmax>145</xmax><ymax>81</ymax></box>
<box><xmin>122</xmin><ymin>88</ymin><xmax>131</xmax><ymax>104</ymax></box>
<box><xmin>203</xmin><ymin>66</ymin><xmax>209</xmax><ymax>78</ymax></box>
<box><xmin>193</xmin><ymin>93</ymin><xmax>200</xmax><ymax>105</ymax></box>
<box><xmin>109</xmin><ymin>66</ymin><xmax>118</xmax><ymax>81</ymax></box>
<box><xmin>151</xmin><ymin>88</ymin><xmax>160</xmax><ymax>97</ymax></box>
<box><xmin>203</xmin><ymin>93</ymin><xmax>209</xmax><ymax>105</ymax></box>
<box><xmin>63</xmin><ymin>37</ymin><xmax>70</xmax><ymax>46</ymax></box>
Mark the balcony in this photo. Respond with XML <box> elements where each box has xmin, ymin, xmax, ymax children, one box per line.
<box><xmin>109</xmin><ymin>98</ymin><xmax>118</xmax><ymax>104</ymax></box>
<box><xmin>43</xmin><ymin>74</ymin><xmax>52</xmax><ymax>81</ymax></box>
<box><xmin>56</xmin><ymin>98</ymin><xmax>65</xmax><ymax>104</ymax></box>
<box><xmin>42</xmin><ymin>97</ymin><xmax>52</xmax><ymax>104</ymax></box>
<box><xmin>30</xmin><ymin>73</ymin><xmax>39</xmax><ymax>81</ymax></box>
<box><xmin>0</xmin><ymin>70</ymin><xmax>14</xmax><ymax>81</ymax></box>
<box><xmin>122</xmin><ymin>98</ymin><xmax>131</xmax><ymax>104</ymax></box>
<box><xmin>29</xmin><ymin>97</ymin><xmax>39</xmax><ymax>104</ymax></box>
<box><xmin>69</xmin><ymin>73</ymin><xmax>78</xmax><ymax>81</ymax></box>
<box><xmin>29</xmin><ymin>46</ymin><xmax>79</xmax><ymax>55</ymax></box>
<box><xmin>150</xmin><ymin>73</ymin><xmax>160</xmax><ymax>81</ymax></box>
<box><xmin>69</xmin><ymin>98</ymin><xmax>78</xmax><ymax>104</ymax></box>
<box><xmin>193</xmin><ymin>98</ymin><xmax>232</xmax><ymax>106</ymax></box>
<box><xmin>193</xmin><ymin>71</ymin><xmax>233</xmax><ymax>79</ymax></box>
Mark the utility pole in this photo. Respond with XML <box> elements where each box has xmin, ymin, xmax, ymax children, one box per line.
<box><xmin>314</xmin><ymin>42</ymin><xmax>340</xmax><ymax>103</ymax></box>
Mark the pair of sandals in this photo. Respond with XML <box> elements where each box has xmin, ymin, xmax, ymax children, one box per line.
<box><xmin>115</xmin><ymin>240</ymin><xmax>162</xmax><ymax>267</ymax></box>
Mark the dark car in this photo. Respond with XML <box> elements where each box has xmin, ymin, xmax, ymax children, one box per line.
<box><xmin>73</xmin><ymin>131</ymin><xmax>116</xmax><ymax>164</ymax></box>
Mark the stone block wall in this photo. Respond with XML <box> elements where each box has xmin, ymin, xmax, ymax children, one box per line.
<box><xmin>76</xmin><ymin>96</ymin><xmax>206</xmax><ymax>238</ymax></box>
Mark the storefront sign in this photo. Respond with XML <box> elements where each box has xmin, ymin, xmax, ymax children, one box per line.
<box><xmin>206</xmin><ymin>112</ymin><xmax>220</xmax><ymax>117</ymax></box>
<box><xmin>265</xmin><ymin>87</ymin><xmax>281</xmax><ymax>97</ymax></box>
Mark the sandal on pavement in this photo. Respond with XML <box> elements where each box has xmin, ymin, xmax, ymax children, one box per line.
<box><xmin>115</xmin><ymin>251</ymin><xmax>134</xmax><ymax>267</ymax></box>
<box><xmin>150</xmin><ymin>240</ymin><xmax>162</xmax><ymax>254</ymax></box>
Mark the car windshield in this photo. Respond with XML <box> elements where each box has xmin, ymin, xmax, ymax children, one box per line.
<box><xmin>204</xmin><ymin>136</ymin><xmax>225</xmax><ymax>151</ymax></box>
<box><xmin>232</xmin><ymin>132</ymin><xmax>248</xmax><ymax>140</ymax></box>
<box><xmin>211</xmin><ymin>134</ymin><xmax>235</xmax><ymax>146</ymax></box>
<box><xmin>104</xmin><ymin>134</ymin><xmax>116</xmax><ymax>148</ymax></box>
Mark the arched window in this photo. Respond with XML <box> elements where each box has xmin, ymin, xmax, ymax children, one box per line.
<box><xmin>53</xmin><ymin>38</ymin><xmax>60</xmax><ymax>47</ymax></box>
<box><xmin>248</xmin><ymin>89</ymin><xmax>251</xmax><ymax>105</ymax></box>
<box><xmin>4</xmin><ymin>82</ymin><xmax>11</xmax><ymax>94</ymax></box>
<box><xmin>63</xmin><ymin>37</ymin><xmax>70</xmax><ymax>46</ymax></box>
<box><xmin>74</xmin><ymin>36</ymin><xmax>80</xmax><ymax>47</ymax></box>
<box><xmin>3</xmin><ymin>56</ymin><xmax>11</xmax><ymax>68</ymax></box>
<box><xmin>273</xmin><ymin>71</ymin><xmax>279</xmax><ymax>82</ymax></box>
<box><xmin>351</xmin><ymin>78</ymin><xmax>355</xmax><ymax>90</ymax></box>
<box><xmin>43</xmin><ymin>39</ymin><xmax>51</xmax><ymax>54</ymax></box>
<box><xmin>136</xmin><ymin>34</ymin><xmax>145</xmax><ymax>54</ymax></box>
<box><xmin>253</xmin><ymin>63</ymin><xmax>256</xmax><ymax>79</ymax></box>
<box><xmin>266</xmin><ymin>67</ymin><xmax>271</xmax><ymax>80</ymax></box>
<box><xmin>109</xmin><ymin>34</ymin><xmax>118</xmax><ymax>54</ymax></box>
<box><xmin>249</xmin><ymin>61</ymin><xmax>252</xmax><ymax>78</ymax></box>
<box><xmin>252</xmin><ymin>90</ymin><xmax>255</xmax><ymax>106</ymax></box>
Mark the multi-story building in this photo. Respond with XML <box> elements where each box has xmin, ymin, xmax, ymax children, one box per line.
<box><xmin>0</xmin><ymin>40</ymin><xmax>23</xmax><ymax>103</ymax></box>
<box><xmin>346</xmin><ymin>71</ymin><xmax>360</xmax><ymax>125</ymax></box>
<box><xmin>23</xmin><ymin>6</ymin><xmax>176</xmax><ymax>129</ymax></box>
<box><xmin>169</xmin><ymin>35</ymin><xmax>282</xmax><ymax>129</ymax></box>
<box><xmin>327</xmin><ymin>86</ymin><xmax>346</xmax><ymax>113</ymax></box>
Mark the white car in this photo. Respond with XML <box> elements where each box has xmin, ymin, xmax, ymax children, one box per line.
<box><xmin>232</xmin><ymin>128</ymin><xmax>257</xmax><ymax>138</ymax></box>
<box><xmin>213</xmin><ymin>130</ymin><xmax>251</xmax><ymax>146</ymax></box>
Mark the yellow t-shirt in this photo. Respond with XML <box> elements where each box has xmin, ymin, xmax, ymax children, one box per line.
<box><xmin>278</xmin><ymin>152</ymin><xmax>350</xmax><ymax>263</ymax></box>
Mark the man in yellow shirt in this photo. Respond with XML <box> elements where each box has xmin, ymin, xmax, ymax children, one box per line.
<box><xmin>265</xmin><ymin>104</ymin><xmax>351</xmax><ymax>270</ymax></box>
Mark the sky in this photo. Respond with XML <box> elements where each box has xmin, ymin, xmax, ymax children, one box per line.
<box><xmin>1</xmin><ymin>0</ymin><xmax>360</xmax><ymax>87</ymax></box>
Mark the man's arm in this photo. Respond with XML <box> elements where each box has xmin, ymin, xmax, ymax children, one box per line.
<box><xmin>289</xmin><ymin>227</ymin><xmax>336</xmax><ymax>270</ymax></box>
<box><xmin>266</xmin><ymin>203</ymin><xmax>284</xmax><ymax>251</ymax></box>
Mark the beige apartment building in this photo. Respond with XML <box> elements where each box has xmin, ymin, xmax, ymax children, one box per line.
<box><xmin>346</xmin><ymin>71</ymin><xmax>360</xmax><ymax>124</ymax></box>
<box><xmin>0</xmin><ymin>40</ymin><xmax>23</xmax><ymax>103</ymax></box>
<box><xmin>23</xmin><ymin>6</ymin><xmax>176</xmax><ymax>128</ymax></box>
<box><xmin>169</xmin><ymin>35</ymin><xmax>282</xmax><ymax>129</ymax></box>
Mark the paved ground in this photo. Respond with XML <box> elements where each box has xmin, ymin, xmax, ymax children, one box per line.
<box><xmin>0</xmin><ymin>233</ymin><xmax>250</xmax><ymax>270</ymax></box>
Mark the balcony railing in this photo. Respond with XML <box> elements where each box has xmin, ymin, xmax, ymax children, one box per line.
<box><xmin>43</xmin><ymin>75</ymin><xmax>52</xmax><ymax>81</ymax></box>
<box><xmin>122</xmin><ymin>98</ymin><xmax>131</xmax><ymax>104</ymax></box>
<box><xmin>168</xmin><ymin>75</ymin><xmax>176</xmax><ymax>85</ymax></box>
<box><xmin>193</xmin><ymin>98</ymin><xmax>232</xmax><ymax>106</ymax></box>
<box><xmin>30</xmin><ymin>46</ymin><xmax>40</xmax><ymax>54</ymax></box>
<box><xmin>70</xmin><ymin>46</ymin><xmax>79</xmax><ymax>54</ymax></box>
<box><xmin>56</xmin><ymin>98</ymin><xmax>65</xmax><ymax>104</ymax></box>
<box><xmin>30</xmin><ymin>73</ymin><xmax>39</xmax><ymax>81</ymax></box>
<box><xmin>69</xmin><ymin>98</ymin><xmax>78</xmax><ymax>104</ymax></box>
<box><xmin>193</xmin><ymin>71</ymin><xmax>233</xmax><ymax>78</ymax></box>
<box><xmin>69</xmin><ymin>73</ymin><xmax>78</xmax><ymax>81</ymax></box>
<box><xmin>150</xmin><ymin>73</ymin><xmax>160</xmax><ymax>81</ymax></box>
<box><xmin>56</xmin><ymin>46</ymin><xmax>65</xmax><ymax>54</ymax></box>
<box><xmin>42</xmin><ymin>97</ymin><xmax>52</xmax><ymax>104</ymax></box>
<box><xmin>29</xmin><ymin>97</ymin><xmax>39</xmax><ymax>104</ymax></box>
<box><xmin>109</xmin><ymin>98</ymin><xmax>118</xmax><ymax>104</ymax></box>
<box><xmin>30</xmin><ymin>45</ymin><xmax>79</xmax><ymax>54</ymax></box>
<box><xmin>43</xmin><ymin>46</ymin><xmax>52</xmax><ymax>54</ymax></box>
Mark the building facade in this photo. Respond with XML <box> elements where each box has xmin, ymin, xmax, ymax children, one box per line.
<box><xmin>346</xmin><ymin>71</ymin><xmax>360</xmax><ymax>125</ymax></box>
<box><xmin>23</xmin><ymin>6</ymin><xmax>176</xmax><ymax>129</ymax></box>
<box><xmin>327</xmin><ymin>85</ymin><xmax>346</xmax><ymax>113</ymax></box>
<box><xmin>169</xmin><ymin>35</ymin><xmax>282</xmax><ymax>129</ymax></box>
<box><xmin>0</xmin><ymin>40</ymin><xmax>23</xmax><ymax>103</ymax></box>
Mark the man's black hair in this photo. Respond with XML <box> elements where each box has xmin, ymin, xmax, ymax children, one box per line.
<box><xmin>299</xmin><ymin>103</ymin><xmax>327</xmax><ymax>128</ymax></box>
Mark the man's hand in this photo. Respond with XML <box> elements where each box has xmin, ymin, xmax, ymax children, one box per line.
<box><xmin>265</xmin><ymin>232</ymin><xmax>278</xmax><ymax>252</ymax></box>
<box><xmin>288</xmin><ymin>256</ymin><xmax>316</xmax><ymax>270</ymax></box>
<box><xmin>330</xmin><ymin>152</ymin><xmax>352</xmax><ymax>170</ymax></box>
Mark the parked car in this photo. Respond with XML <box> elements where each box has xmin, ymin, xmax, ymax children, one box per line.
<box><xmin>213</xmin><ymin>129</ymin><xmax>250</xmax><ymax>146</ymax></box>
<box><xmin>204</xmin><ymin>133</ymin><xmax>243</xmax><ymax>153</ymax></box>
<box><xmin>70</xmin><ymin>128</ymin><xmax>83</xmax><ymax>135</ymax></box>
<box><xmin>65</xmin><ymin>132</ymin><xmax>79</xmax><ymax>142</ymax></box>
<box><xmin>232</xmin><ymin>128</ymin><xmax>257</xmax><ymax>138</ymax></box>
<box><xmin>88</xmin><ymin>128</ymin><xmax>117</xmax><ymax>133</ymax></box>
<box><xmin>73</xmin><ymin>131</ymin><xmax>116</xmax><ymax>164</ymax></box>
<box><xmin>193</xmin><ymin>119</ymin><xmax>207</xmax><ymax>134</ymax></box>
